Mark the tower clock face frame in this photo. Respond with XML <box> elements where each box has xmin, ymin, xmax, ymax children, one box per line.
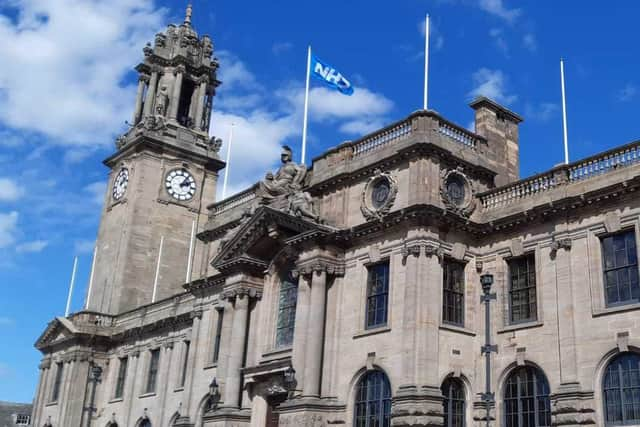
<box><xmin>165</xmin><ymin>168</ymin><xmax>196</xmax><ymax>201</ymax></box>
<box><xmin>112</xmin><ymin>168</ymin><xmax>129</xmax><ymax>201</ymax></box>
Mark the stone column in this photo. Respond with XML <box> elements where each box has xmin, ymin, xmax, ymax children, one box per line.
<box><xmin>158</xmin><ymin>342</ymin><xmax>175</xmax><ymax>427</ymax></box>
<box><xmin>32</xmin><ymin>360</ymin><xmax>50</xmax><ymax>426</ymax></box>
<box><xmin>132</xmin><ymin>75</ymin><xmax>147</xmax><ymax>124</ymax></box>
<box><xmin>194</xmin><ymin>78</ymin><xmax>208</xmax><ymax>131</ymax></box>
<box><xmin>303</xmin><ymin>269</ymin><xmax>327</xmax><ymax>397</ymax></box>
<box><xmin>169</xmin><ymin>66</ymin><xmax>184</xmax><ymax>120</ymax></box>
<box><xmin>182</xmin><ymin>311</ymin><xmax>203</xmax><ymax>421</ymax></box>
<box><xmin>291</xmin><ymin>273</ymin><xmax>311</xmax><ymax>393</ymax></box>
<box><xmin>553</xmin><ymin>239</ymin><xmax>578</xmax><ymax>384</ymax></box>
<box><xmin>142</xmin><ymin>70</ymin><xmax>159</xmax><ymax>118</ymax></box>
<box><xmin>123</xmin><ymin>351</ymin><xmax>140</xmax><ymax>427</ymax></box>
<box><xmin>224</xmin><ymin>293</ymin><xmax>250</xmax><ymax>408</ymax></box>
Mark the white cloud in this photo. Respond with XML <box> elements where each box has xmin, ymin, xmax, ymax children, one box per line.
<box><xmin>523</xmin><ymin>33</ymin><xmax>537</xmax><ymax>52</ymax></box>
<box><xmin>272</xmin><ymin>41</ymin><xmax>293</xmax><ymax>55</ymax></box>
<box><xmin>525</xmin><ymin>102</ymin><xmax>558</xmax><ymax>122</ymax></box>
<box><xmin>489</xmin><ymin>28</ymin><xmax>508</xmax><ymax>55</ymax></box>
<box><xmin>74</xmin><ymin>239</ymin><xmax>96</xmax><ymax>254</ymax></box>
<box><xmin>16</xmin><ymin>239</ymin><xmax>49</xmax><ymax>253</ymax></box>
<box><xmin>0</xmin><ymin>0</ymin><xmax>167</xmax><ymax>146</ymax></box>
<box><xmin>211</xmin><ymin>54</ymin><xmax>394</xmax><ymax>199</ymax></box>
<box><xmin>0</xmin><ymin>178</ymin><xmax>24</xmax><ymax>201</ymax></box>
<box><xmin>618</xmin><ymin>84</ymin><xmax>637</xmax><ymax>102</ymax></box>
<box><xmin>478</xmin><ymin>0</ymin><xmax>521</xmax><ymax>23</ymax></box>
<box><xmin>469</xmin><ymin>68</ymin><xmax>517</xmax><ymax>105</ymax></box>
<box><xmin>84</xmin><ymin>181</ymin><xmax>107</xmax><ymax>205</ymax></box>
<box><xmin>0</xmin><ymin>211</ymin><xmax>18</xmax><ymax>248</ymax></box>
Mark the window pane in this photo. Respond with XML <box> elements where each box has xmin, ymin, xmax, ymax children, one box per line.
<box><xmin>443</xmin><ymin>260</ymin><xmax>465</xmax><ymax>326</ymax></box>
<box><xmin>509</xmin><ymin>254</ymin><xmax>537</xmax><ymax>323</ymax></box>
<box><xmin>602</xmin><ymin>231</ymin><xmax>640</xmax><ymax>306</ymax></box>
<box><xmin>354</xmin><ymin>370</ymin><xmax>391</xmax><ymax>427</ymax></box>
<box><xmin>504</xmin><ymin>366</ymin><xmax>550</xmax><ymax>427</ymax></box>
<box><xmin>604</xmin><ymin>353</ymin><xmax>640</xmax><ymax>425</ymax></box>
<box><xmin>366</xmin><ymin>262</ymin><xmax>389</xmax><ymax>329</ymax></box>
<box><xmin>276</xmin><ymin>268</ymin><xmax>298</xmax><ymax>348</ymax></box>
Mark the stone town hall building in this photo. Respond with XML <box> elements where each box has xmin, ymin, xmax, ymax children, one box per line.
<box><xmin>31</xmin><ymin>7</ymin><xmax>640</xmax><ymax>427</ymax></box>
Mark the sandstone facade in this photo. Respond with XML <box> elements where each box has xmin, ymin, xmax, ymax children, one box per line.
<box><xmin>32</xmin><ymin>8</ymin><xmax>640</xmax><ymax>427</ymax></box>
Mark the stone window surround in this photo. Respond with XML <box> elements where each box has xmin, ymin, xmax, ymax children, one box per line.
<box><xmin>505</xmin><ymin>252</ymin><xmax>539</xmax><ymax>325</ymax></box>
<box><xmin>442</xmin><ymin>257</ymin><xmax>467</xmax><ymax>328</ymax></box>
<box><xmin>350</xmin><ymin>253</ymin><xmax>394</xmax><ymax>337</ymax></box>
<box><xmin>497</xmin><ymin>245</ymin><xmax>545</xmax><ymax>332</ymax></box>
<box><xmin>588</xmin><ymin>219</ymin><xmax>640</xmax><ymax>316</ymax></box>
<box><xmin>360</xmin><ymin>256</ymin><xmax>393</xmax><ymax>332</ymax></box>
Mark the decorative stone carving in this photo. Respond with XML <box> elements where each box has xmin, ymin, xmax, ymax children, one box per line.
<box><xmin>360</xmin><ymin>169</ymin><xmax>398</xmax><ymax>221</ymax></box>
<box><xmin>450</xmin><ymin>242</ymin><xmax>467</xmax><ymax>261</ymax></box>
<box><xmin>510</xmin><ymin>238</ymin><xmax>524</xmax><ymax>257</ymax></box>
<box><xmin>208</xmin><ymin>136</ymin><xmax>223</xmax><ymax>153</ymax></box>
<box><xmin>142</xmin><ymin>115</ymin><xmax>167</xmax><ymax>132</ymax></box>
<box><xmin>401</xmin><ymin>242</ymin><xmax>421</xmax><ymax>262</ymax></box>
<box><xmin>604</xmin><ymin>211</ymin><xmax>622</xmax><ymax>233</ymax></box>
<box><xmin>154</xmin><ymin>32</ymin><xmax>167</xmax><ymax>48</ymax></box>
<box><xmin>550</xmin><ymin>237</ymin><xmax>572</xmax><ymax>258</ymax></box>
<box><xmin>440</xmin><ymin>168</ymin><xmax>476</xmax><ymax>217</ymax></box>
<box><xmin>257</xmin><ymin>146</ymin><xmax>319</xmax><ymax>222</ymax></box>
<box><xmin>424</xmin><ymin>243</ymin><xmax>444</xmax><ymax>262</ymax></box>
<box><xmin>550</xmin><ymin>391</ymin><xmax>597</xmax><ymax>426</ymax></box>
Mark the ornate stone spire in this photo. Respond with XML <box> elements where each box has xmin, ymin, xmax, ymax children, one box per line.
<box><xmin>184</xmin><ymin>3</ymin><xmax>193</xmax><ymax>26</ymax></box>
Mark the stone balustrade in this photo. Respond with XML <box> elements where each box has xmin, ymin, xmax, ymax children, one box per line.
<box><xmin>352</xmin><ymin>120</ymin><xmax>412</xmax><ymax>157</ymax></box>
<box><xmin>208</xmin><ymin>183</ymin><xmax>258</xmax><ymax>218</ymax></box>
<box><xmin>479</xmin><ymin>140</ymin><xmax>640</xmax><ymax>210</ymax></box>
<box><xmin>438</xmin><ymin>118</ymin><xmax>479</xmax><ymax>150</ymax></box>
<box><xmin>69</xmin><ymin>311</ymin><xmax>115</xmax><ymax>328</ymax></box>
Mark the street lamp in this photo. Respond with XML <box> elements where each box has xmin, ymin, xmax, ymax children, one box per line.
<box><xmin>283</xmin><ymin>366</ymin><xmax>296</xmax><ymax>398</ymax></box>
<box><xmin>480</xmin><ymin>273</ymin><xmax>496</xmax><ymax>427</ymax></box>
<box><xmin>207</xmin><ymin>377</ymin><xmax>221</xmax><ymax>411</ymax></box>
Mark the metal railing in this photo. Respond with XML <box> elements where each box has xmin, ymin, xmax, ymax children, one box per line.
<box><xmin>569</xmin><ymin>144</ymin><xmax>640</xmax><ymax>182</ymax></box>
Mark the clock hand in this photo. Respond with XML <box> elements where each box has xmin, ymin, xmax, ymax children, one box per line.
<box><xmin>180</xmin><ymin>177</ymin><xmax>191</xmax><ymax>188</ymax></box>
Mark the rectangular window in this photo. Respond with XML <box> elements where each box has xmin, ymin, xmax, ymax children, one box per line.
<box><xmin>443</xmin><ymin>260</ymin><xmax>465</xmax><ymax>326</ymax></box>
<box><xmin>508</xmin><ymin>254</ymin><xmax>537</xmax><ymax>323</ymax></box>
<box><xmin>114</xmin><ymin>357</ymin><xmax>128</xmax><ymax>399</ymax></box>
<box><xmin>602</xmin><ymin>230</ymin><xmax>640</xmax><ymax>306</ymax></box>
<box><xmin>276</xmin><ymin>269</ymin><xmax>298</xmax><ymax>348</ymax></box>
<box><xmin>180</xmin><ymin>341</ymin><xmax>190</xmax><ymax>387</ymax></box>
<box><xmin>366</xmin><ymin>261</ymin><xmax>390</xmax><ymax>329</ymax></box>
<box><xmin>212</xmin><ymin>310</ymin><xmax>223</xmax><ymax>363</ymax></box>
<box><xmin>145</xmin><ymin>349</ymin><xmax>160</xmax><ymax>394</ymax></box>
<box><xmin>51</xmin><ymin>362</ymin><xmax>64</xmax><ymax>402</ymax></box>
<box><xmin>16</xmin><ymin>414</ymin><xmax>31</xmax><ymax>425</ymax></box>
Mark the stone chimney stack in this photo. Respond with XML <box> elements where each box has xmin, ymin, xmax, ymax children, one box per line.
<box><xmin>470</xmin><ymin>97</ymin><xmax>523</xmax><ymax>187</ymax></box>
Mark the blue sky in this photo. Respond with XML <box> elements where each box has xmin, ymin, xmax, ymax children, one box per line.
<box><xmin>0</xmin><ymin>0</ymin><xmax>638</xmax><ymax>402</ymax></box>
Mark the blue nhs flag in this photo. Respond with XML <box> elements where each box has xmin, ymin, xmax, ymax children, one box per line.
<box><xmin>310</xmin><ymin>54</ymin><xmax>354</xmax><ymax>96</ymax></box>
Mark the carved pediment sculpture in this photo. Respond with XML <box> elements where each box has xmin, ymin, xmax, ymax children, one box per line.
<box><xmin>257</xmin><ymin>146</ymin><xmax>320</xmax><ymax>222</ymax></box>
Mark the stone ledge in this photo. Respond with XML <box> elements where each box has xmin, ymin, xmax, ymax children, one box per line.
<box><xmin>497</xmin><ymin>319</ymin><xmax>544</xmax><ymax>334</ymax></box>
<box><xmin>592</xmin><ymin>301</ymin><xmax>640</xmax><ymax>317</ymax></box>
<box><xmin>439</xmin><ymin>323</ymin><xmax>476</xmax><ymax>336</ymax></box>
<box><xmin>353</xmin><ymin>325</ymin><xmax>391</xmax><ymax>339</ymax></box>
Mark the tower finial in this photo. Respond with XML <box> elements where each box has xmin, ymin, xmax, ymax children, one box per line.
<box><xmin>184</xmin><ymin>3</ymin><xmax>193</xmax><ymax>26</ymax></box>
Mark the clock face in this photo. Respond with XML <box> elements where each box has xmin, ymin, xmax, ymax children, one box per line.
<box><xmin>112</xmin><ymin>168</ymin><xmax>129</xmax><ymax>200</ymax></box>
<box><xmin>166</xmin><ymin>169</ymin><xmax>196</xmax><ymax>201</ymax></box>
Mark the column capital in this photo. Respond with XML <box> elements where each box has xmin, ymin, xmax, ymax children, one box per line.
<box><xmin>550</xmin><ymin>237</ymin><xmax>572</xmax><ymax>258</ymax></box>
<box><xmin>294</xmin><ymin>248</ymin><xmax>344</xmax><ymax>278</ymax></box>
<box><xmin>174</xmin><ymin>64</ymin><xmax>187</xmax><ymax>75</ymax></box>
<box><xmin>221</xmin><ymin>273</ymin><xmax>263</xmax><ymax>302</ymax></box>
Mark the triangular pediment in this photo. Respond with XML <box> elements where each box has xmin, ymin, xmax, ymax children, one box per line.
<box><xmin>212</xmin><ymin>207</ymin><xmax>331</xmax><ymax>272</ymax></box>
<box><xmin>35</xmin><ymin>317</ymin><xmax>78</xmax><ymax>350</ymax></box>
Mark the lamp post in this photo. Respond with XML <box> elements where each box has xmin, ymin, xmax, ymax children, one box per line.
<box><xmin>85</xmin><ymin>364</ymin><xmax>103</xmax><ymax>427</ymax></box>
<box><xmin>283</xmin><ymin>365</ymin><xmax>297</xmax><ymax>399</ymax></box>
<box><xmin>207</xmin><ymin>377</ymin><xmax>221</xmax><ymax>411</ymax></box>
<box><xmin>480</xmin><ymin>273</ymin><xmax>497</xmax><ymax>427</ymax></box>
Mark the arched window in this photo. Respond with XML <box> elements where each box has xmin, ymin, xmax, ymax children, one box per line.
<box><xmin>442</xmin><ymin>378</ymin><xmax>465</xmax><ymax>427</ymax></box>
<box><xmin>603</xmin><ymin>352</ymin><xmax>640</xmax><ymax>425</ymax></box>
<box><xmin>504</xmin><ymin>366</ymin><xmax>551</xmax><ymax>427</ymax></box>
<box><xmin>275</xmin><ymin>268</ymin><xmax>298</xmax><ymax>348</ymax></box>
<box><xmin>354</xmin><ymin>370</ymin><xmax>391</xmax><ymax>427</ymax></box>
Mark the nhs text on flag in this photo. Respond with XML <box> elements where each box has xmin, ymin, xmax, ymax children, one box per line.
<box><xmin>310</xmin><ymin>54</ymin><xmax>354</xmax><ymax>96</ymax></box>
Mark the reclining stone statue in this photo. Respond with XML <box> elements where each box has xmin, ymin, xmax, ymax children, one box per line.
<box><xmin>257</xmin><ymin>146</ymin><xmax>320</xmax><ymax>222</ymax></box>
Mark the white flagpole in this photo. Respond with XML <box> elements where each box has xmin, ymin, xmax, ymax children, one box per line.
<box><xmin>560</xmin><ymin>59</ymin><xmax>569</xmax><ymax>164</ymax></box>
<box><xmin>424</xmin><ymin>14</ymin><xmax>430</xmax><ymax>110</ymax></box>
<box><xmin>301</xmin><ymin>46</ymin><xmax>312</xmax><ymax>164</ymax></box>
<box><xmin>65</xmin><ymin>256</ymin><xmax>78</xmax><ymax>317</ymax></box>
<box><xmin>222</xmin><ymin>123</ymin><xmax>234</xmax><ymax>199</ymax></box>
<box><xmin>152</xmin><ymin>236</ymin><xmax>164</xmax><ymax>303</ymax></box>
<box><xmin>85</xmin><ymin>246</ymin><xmax>97</xmax><ymax>310</ymax></box>
<box><xmin>185</xmin><ymin>220</ymin><xmax>196</xmax><ymax>283</ymax></box>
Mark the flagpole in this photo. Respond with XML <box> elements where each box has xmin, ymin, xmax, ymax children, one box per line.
<box><xmin>424</xmin><ymin>14</ymin><xmax>430</xmax><ymax>110</ymax></box>
<box><xmin>65</xmin><ymin>256</ymin><xmax>78</xmax><ymax>317</ymax></box>
<box><xmin>560</xmin><ymin>59</ymin><xmax>569</xmax><ymax>164</ymax></box>
<box><xmin>222</xmin><ymin>123</ymin><xmax>234</xmax><ymax>199</ymax></box>
<box><xmin>152</xmin><ymin>235</ymin><xmax>164</xmax><ymax>303</ymax></box>
<box><xmin>301</xmin><ymin>45</ymin><xmax>312</xmax><ymax>164</ymax></box>
<box><xmin>84</xmin><ymin>245</ymin><xmax>97</xmax><ymax>310</ymax></box>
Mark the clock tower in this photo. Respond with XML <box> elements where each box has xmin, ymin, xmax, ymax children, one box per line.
<box><xmin>87</xmin><ymin>5</ymin><xmax>224</xmax><ymax>314</ymax></box>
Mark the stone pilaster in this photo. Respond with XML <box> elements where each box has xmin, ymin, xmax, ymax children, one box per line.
<box><xmin>291</xmin><ymin>273</ymin><xmax>311</xmax><ymax>393</ymax></box>
<box><xmin>391</xmin><ymin>385</ymin><xmax>444</xmax><ymax>427</ymax></box>
<box><xmin>142</xmin><ymin>69</ymin><xmax>159</xmax><ymax>117</ymax></box>
<box><xmin>303</xmin><ymin>269</ymin><xmax>327</xmax><ymax>397</ymax></box>
<box><xmin>179</xmin><ymin>310</ymin><xmax>203</xmax><ymax>425</ymax></box>
<box><xmin>132</xmin><ymin>75</ymin><xmax>148</xmax><ymax>124</ymax></box>
<box><xmin>169</xmin><ymin>65</ymin><xmax>185</xmax><ymax>120</ymax></box>
<box><xmin>223</xmin><ymin>292</ymin><xmax>250</xmax><ymax>408</ymax></box>
<box><xmin>550</xmin><ymin>389</ymin><xmax>596</xmax><ymax>426</ymax></box>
